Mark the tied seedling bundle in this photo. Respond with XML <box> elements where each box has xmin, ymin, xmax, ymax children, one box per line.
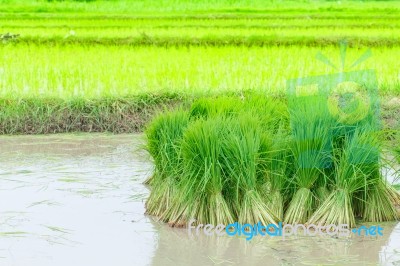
<box><xmin>145</xmin><ymin>94</ymin><xmax>399</xmax><ymax>227</ymax></box>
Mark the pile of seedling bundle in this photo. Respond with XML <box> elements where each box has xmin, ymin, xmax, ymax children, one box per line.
<box><xmin>145</xmin><ymin>93</ymin><xmax>399</xmax><ymax>227</ymax></box>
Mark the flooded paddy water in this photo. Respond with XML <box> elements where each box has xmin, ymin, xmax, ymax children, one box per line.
<box><xmin>0</xmin><ymin>134</ymin><xmax>400</xmax><ymax>266</ymax></box>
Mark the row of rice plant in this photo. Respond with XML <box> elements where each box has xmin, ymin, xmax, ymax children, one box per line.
<box><xmin>145</xmin><ymin>94</ymin><xmax>400</xmax><ymax>227</ymax></box>
<box><xmin>6</xmin><ymin>16</ymin><xmax>400</xmax><ymax>31</ymax></box>
<box><xmin>4</xmin><ymin>2</ymin><xmax>399</xmax><ymax>48</ymax></box>
<box><xmin>2</xmin><ymin>0</ymin><xmax>398</xmax><ymax>15</ymax></box>
<box><xmin>1</xmin><ymin>45</ymin><xmax>400</xmax><ymax>98</ymax></box>
<box><xmin>5</xmin><ymin>25</ymin><xmax>400</xmax><ymax>45</ymax></box>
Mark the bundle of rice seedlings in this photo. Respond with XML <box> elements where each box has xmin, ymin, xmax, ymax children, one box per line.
<box><xmin>145</xmin><ymin>94</ymin><xmax>399</xmax><ymax>228</ymax></box>
<box><xmin>350</xmin><ymin>129</ymin><xmax>398</xmax><ymax>222</ymax></box>
<box><xmin>284</xmin><ymin>95</ymin><xmax>334</xmax><ymax>224</ymax></box>
<box><xmin>309</xmin><ymin>127</ymin><xmax>387</xmax><ymax>226</ymax></box>
<box><xmin>309</xmin><ymin>188</ymin><xmax>356</xmax><ymax>226</ymax></box>
<box><xmin>258</xmin><ymin>128</ymin><xmax>291</xmax><ymax>220</ymax></box>
<box><xmin>144</xmin><ymin>110</ymin><xmax>189</xmax><ymax>219</ymax></box>
<box><xmin>363</xmin><ymin>179</ymin><xmax>398</xmax><ymax>222</ymax></box>
<box><xmin>177</xmin><ymin>116</ymin><xmax>235</xmax><ymax>226</ymax></box>
<box><xmin>241</xmin><ymin>95</ymin><xmax>291</xmax><ymax>220</ymax></box>
<box><xmin>221</xmin><ymin>114</ymin><xmax>278</xmax><ymax>225</ymax></box>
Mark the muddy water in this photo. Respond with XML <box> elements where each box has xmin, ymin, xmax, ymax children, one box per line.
<box><xmin>0</xmin><ymin>134</ymin><xmax>400</xmax><ymax>266</ymax></box>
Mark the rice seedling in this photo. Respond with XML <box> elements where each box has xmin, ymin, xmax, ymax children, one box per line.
<box><xmin>144</xmin><ymin>109</ymin><xmax>189</xmax><ymax>219</ymax></box>
<box><xmin>241</xmin><ymin>96</ymin><xmax>291</xmax><ymax>220</ymax></box>
<box><xmin>308</xmin><ymin>126</ymin><xmax>393</xmax><ymax>227</ymax></box>
<box><xmin>284</xmin><ymin>95</ymin><xmax>335</xmax><ymax>224</ymax></box>
<box><xmin>257</xmin><ymin>128</ymin><xmax>291</xmax><ymax>220</ymax></box>
<box><xmin>177</xmin><ymin>116</ymin><xmax>235</xmax><ymax>226</ymax></box>
<box><xmin>221</xmin><ymin>114</ymin><xmax>278</xmax><ymax>225</ymax></box>
<box><xmin>363</xmin><ymin>179</ymin><xmax>398</xmax><ymax>222</ymax></box>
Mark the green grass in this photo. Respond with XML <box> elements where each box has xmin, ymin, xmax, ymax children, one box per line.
<box><xmin>1</xmin><ymin>45</ymin><xmax>400</xmax><ymax>99</ymax></box>
<box><xmin>0</xmin><ymin>94</ymin><xmax>183</xmax><ymax>134</ymax></box>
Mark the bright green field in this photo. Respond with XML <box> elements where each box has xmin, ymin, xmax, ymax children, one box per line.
<box><xmin>1</xmin><ymin>45</ymin><xmax>399</xmax><ymax>98</ymax></box>
<box><xmin>2</xmin><ymin>6</ymin><xmax>400</xmax><ymax>46</ymax></box>
<box><xmin>1</xmin><ymin>0</ymin><xmax>400</xmax><ymax>133</ymax></box>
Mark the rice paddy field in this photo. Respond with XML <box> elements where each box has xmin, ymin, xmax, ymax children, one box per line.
<box><xmin>0</xmin><ymin>0</ymin><xmax>399</xmax><ymax>134</ymax></box>
<box><xmin>2</xmin><ymin>0</ymin><xmax>400</xmax><ymax>265</ymax></box>
<box><xmin>1</xmin><ymin>45</ymin><xmax>400</xmax><ymax>98</ymax></box>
